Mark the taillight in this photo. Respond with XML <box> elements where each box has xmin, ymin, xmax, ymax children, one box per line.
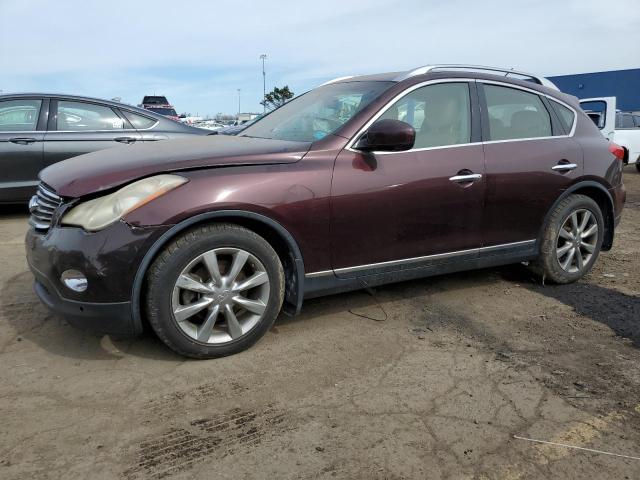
<box><xmin>608</xmin><ymin>142</ymin><xmax>625</xmax><ymax>161</ymax></box>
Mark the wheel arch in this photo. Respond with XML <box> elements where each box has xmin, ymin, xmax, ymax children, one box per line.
<box><xmin>131</xmin><ymin>210</ymin><xmax>306</xmax><ymax>334</ymax></box>
<box><xmin>540</xmin><ymin>181</ymin><xmax>615</xmax><ymax>253</ymax></box>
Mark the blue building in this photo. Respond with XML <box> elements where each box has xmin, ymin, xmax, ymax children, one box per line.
<box><xmin>548</xmin><ymin>68</ymin><xmax>640</xmax><ymax>112</ymax></box>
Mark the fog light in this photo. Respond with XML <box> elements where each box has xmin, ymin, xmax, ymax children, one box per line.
<box><xmin>61</xmin><ymin>270</ymin><xmax>88</xmax><ymax>292</ymax></box>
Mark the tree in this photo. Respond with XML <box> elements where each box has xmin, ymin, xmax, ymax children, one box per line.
<box><xmin>260</xmin><ymin>86</ymin><xmax>294</xmax><ymax>111</ymax></box>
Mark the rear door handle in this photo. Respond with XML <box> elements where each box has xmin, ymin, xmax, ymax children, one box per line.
<box><xmin>449</xmin><ymin>173</ymin><xmax>482</xmax><ymax>183</ymax></box>
<box><xmin>552</xmin><ymin>163</ymin><xmax>577</xmax><ymax>172</ymax></box>
<box><xmin>114</xmin><ymin>136</ymin><xmax>137</xmax><ymax>144</ymax></box>
<box><xmin>9</xmin><ymin>137</ymin><xmax>36</xmax><ymax>145</ymax></box>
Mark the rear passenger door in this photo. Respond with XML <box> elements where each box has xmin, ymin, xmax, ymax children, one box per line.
<box><xmin>0</xmin><ymin>97</ymin><xmax>47</xmax><ymax>202</ymax></box>
<box><xmin>479</xmin><ymin>82</ymin><xmax>583</xmax><ymax>247</ymax></box>
<box><xmin>43</xmin><ymin>99</ymin><xmax>142</xmax><ymax>167</ymax></box>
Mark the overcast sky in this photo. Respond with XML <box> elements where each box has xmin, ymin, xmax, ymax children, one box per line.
<box><xmin>1</xmin><ymin>0</ymin><xmax>638</xmax><ymax>116</ymax></box>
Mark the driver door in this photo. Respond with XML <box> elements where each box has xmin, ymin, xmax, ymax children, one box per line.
<box><xmin>330</xmin><ymin>81</ymin><xmax>485</xmax><ymax>277</ymax></box>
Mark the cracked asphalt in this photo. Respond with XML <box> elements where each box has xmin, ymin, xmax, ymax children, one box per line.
<box><xmin>1</xmin><ymin>168</ymin><xmax>640</xmax><ymax>479</ymax></box>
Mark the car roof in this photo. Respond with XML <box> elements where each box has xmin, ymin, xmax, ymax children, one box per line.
<box><xmin>0</xmin><ymin>92</ymin><xmax>166</xmax><ymax>118</ymax></box>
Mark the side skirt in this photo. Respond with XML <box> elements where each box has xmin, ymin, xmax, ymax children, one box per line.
<box><xmin>303</xmin><ymin>241</ymin><xmax>538</xmax><ymax>299</ymax></box>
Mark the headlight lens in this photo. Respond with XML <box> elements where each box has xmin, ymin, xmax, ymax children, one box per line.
<box><xmin>62</xmin><ymin>174</ymin><xmax>187</xmax><ymax>231</ymax></box>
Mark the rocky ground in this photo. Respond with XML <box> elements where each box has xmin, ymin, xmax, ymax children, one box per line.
<box><xmin>1</xmin><ymin>168</ymin><xmax>639</xmax><ymax>479</ymax></box>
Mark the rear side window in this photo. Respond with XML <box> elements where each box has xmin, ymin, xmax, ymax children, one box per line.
<box><xmin>617</xmin><ymin>114</ymin><xmax>635</xmax><ymax>129</ymax></box>
<box><xmin>0</xmin><ymin>99</ymin><xmax>42</xmax><ymax>131</ymax></box>
<box><xmin>484</xmin><ymin>85</ymin><xmax>551</xmax><ymax>141</ymax></box>
<box><xmin>549</xmin><ymin>100</ymin><xmax>575</xmax><ymax>133</ymax></box>
<box><xmin>122</xmin><ymin>111</ymin><xmax>157</xmax><ymax>129</ymax></box>
<box><xmin>57</xmin><ymin>101</ymin><xmax>125</xmax><ymax>131</ymax></box>
<box><xmin>379</xmin><ymin>82</ymin><xmax>471</xmax><ymax>149</ymax></box>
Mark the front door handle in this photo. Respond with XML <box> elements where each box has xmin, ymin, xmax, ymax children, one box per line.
<box><xmin>449</xmin><ymin>173</ymin><xmax>482</xmax><ymax>183</ymax></box>
<box><xmin>9</xmin><ymin>137</ymin><xmax>36</xmax><ymax>145</ymax></box>
<box><xmin>552</xmin><ymin>163</ymin><xmax>577</xmax><ymax>172</ymax></box>
<box><xmin>114</xmin><ymin>136</ymin><xmax>137</xmax><ymax>144</ymax></box>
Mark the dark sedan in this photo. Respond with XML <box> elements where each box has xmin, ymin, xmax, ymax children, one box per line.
<box><xmin>0</xmin><ymin>93</ymin><xmax>209</xmax><ymax>203</ymax></box>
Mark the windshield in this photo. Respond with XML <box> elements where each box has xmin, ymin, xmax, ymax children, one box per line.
<box><xmin>241</xmin><ymin>81</ymin><xmax>394</xmax><ymax>142</ymax></box>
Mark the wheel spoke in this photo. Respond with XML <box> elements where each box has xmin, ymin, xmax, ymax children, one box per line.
<box><xmin>581</xmin><ymin>224</ymin><xmax>597</xmax><ymax>239</ymax></box>
<box><xmin>174</xmin><ymin>297</ymin><xmax>213</xmax><ymax>322</ymax></box>
<box><xmin>176</xmin><ymin>274</ymin><xmax>212</xmax><ymax>294</ymax></box>
<box><xmin>226</xmin><ymin>250</ymin><xmax>249</xmax><ymax>283</ymax></box>
<box><xmin>234</xmin><ymin>271</ymin><xmax>268</xmax><ymax>292</ymax></box>
<box><xmin>224</xmin><ymin>304</ymin><xmax>243</xmax><ymax>339</ymax></box>
<box><xmin>556</xmin><ymin>242</ymin><xmax>573</xmax><ymax>258</ymax></box>
<box><xmin>581</xmin><ymin>241</ymin><xmax>595</xmax><ymax>253</ymax></box>
<box><xmin>233</xmin><ymin>295</ymin><xmax>266</xmax><ymax>315</ymax></box>
<box><xmin>579</xmin><ymin>211</ymin><xmax>591</xmax><ymax>232</ymax></box>
<box><xmin>559</xmin><ymin>228</ymin><xmax>574</xmax><ymax>241</ymax></box>
<box><xmin>561</xmin><ymin>247</ymin><xmax>575</xmax><ymax>270</ymax></box>
<box><xmin>202</xmin><ymin>250</ymin><xmax>222</xmax><ymax>286</ymax></box>
<box><xmin>196</xmin><ymin>305</ymin><xmax>220</xmax><ymax>342</ymax></box>
<box><xmin>576</xmin><ymin>249</ymin><xmax>584</xmax><ymax>270</ymax></box>
<box><xmin>570</xmin><ymin>212</ymin><xmax>579</xmax><ymax>235</ymax></box>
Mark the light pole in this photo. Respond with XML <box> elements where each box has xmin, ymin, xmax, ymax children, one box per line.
<box><xmin>237</xmin><ymin>89</ymin><xmax>241</xmax><ymax>117</ymax></box>
<box><xmin>260</xmin><ymin>54</ymin><xmax>267</xmax><ymax>113</ymax></box>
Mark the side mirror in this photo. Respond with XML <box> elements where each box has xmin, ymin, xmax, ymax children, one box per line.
<box><xmin>354</xmin><ymin>119</ymin><xmax>415</xmax><ymax>152</ymax></box>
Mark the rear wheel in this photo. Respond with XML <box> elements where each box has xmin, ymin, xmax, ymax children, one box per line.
<box><xmin>534</xmin><ymin>194</ymin><xmax>604</xmax><ymax>284</ymax></box>
<box><xmin>635</xmin><ymin>162</ymin><xmax>640</xmax><ymax>173</ymax></box>
<box><xmin>145</xmin><ymin>224</ymin><xmax>285</xmax><ymax>358</ymax></box>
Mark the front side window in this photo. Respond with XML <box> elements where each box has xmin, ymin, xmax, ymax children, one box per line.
<box><xmin>0</xmin><ymin>99</ymin><xmax>42</xmax><ymax>131</ymax></box>
<box><xmin>241</xmin><ymin>81</ymin><xmax>394</xmax><ymax>142</ymax></box>
<box><xmin>57</xmin><ymin>101</ymin><xmax>125</xmax><ymax>131</ymax></box>
<box><xmin>379</xmin><ymin>82</ymin><xmax>471</xmax><ymax>149</ymax></box>
<box><xmin>484</xmin><ymin>85</ymin><xmax>551</xmax><ymax>141</ymax></box>
<box><xmin>580</xmin><ymin>100</ymin><xmax>607</xmax><ymax>130</ymax></box>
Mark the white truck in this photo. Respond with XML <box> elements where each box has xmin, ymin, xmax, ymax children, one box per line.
<box><xmin>580</xmin><ymin>97</ymin><xmax>640</xmax><ymax>172</ymax></box>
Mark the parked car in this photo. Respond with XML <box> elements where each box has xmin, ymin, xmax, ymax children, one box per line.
<box><xmin>0</xmin><ymin>93</ymin><xmax>209</xmax><ymax>203</ymax></box>
<box><xmin>218</xmin><ymin>115</ymin><xmax>263</xmax><ymax>135</ymax></box>
<box><xmin>580</xmin><ymin>96</ymin><xmax>640</xmax><ymax>172</ymax></box>
<box><xmin>26</xmin><ymin>65</ymin><xmax>626</xmax><ymax>358</ymax></box>
<box><xmin>140</xmin><ymin>95</ymin><xmax>180</xmax><ymax>122</ymax></box>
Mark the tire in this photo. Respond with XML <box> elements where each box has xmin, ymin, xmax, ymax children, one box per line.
<box><xmin>534</xmin><ymin>194</ymin><xmax>604</xmax><ymax>284</ymax></box>
<box><xmin>145</xmin><ymin>223</ymin><xmax>285</xmax><ymax>359</ymax></box>
<box><xmin>635</xmin><ymin>162</ymin><xmax>640</xmax><ymax>173</ymax></box>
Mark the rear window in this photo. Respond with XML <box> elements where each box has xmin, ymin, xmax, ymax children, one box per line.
<box><xmin>549</xmin><ymin>100</ymin><xmax>575</xmax><ymax>133</ymax></box>
<box><xmin>142</xmin><ymin>96</ymin><xmax>169</xmax><ymax>105</ymax></box>
<box><xmin>122</xmin><ymin>111</ymin><xmax>157</xmax><ymax>129</ymax></box>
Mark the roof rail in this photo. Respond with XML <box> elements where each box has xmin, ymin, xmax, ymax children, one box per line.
<box><xmin>395</xmin><ymin>64</ymin><xmax>559</xmax><ymax>91</ymax></box>
<box><xmin>320</xmin><ymin>75</ymin><xmax>355</xmax><ymax>86</ymax></box>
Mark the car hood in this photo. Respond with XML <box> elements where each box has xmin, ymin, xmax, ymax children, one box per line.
<box><xmin>40</xmin><ymin>135</ymin><xmax>311</xmax><ymax>198</ymax></box>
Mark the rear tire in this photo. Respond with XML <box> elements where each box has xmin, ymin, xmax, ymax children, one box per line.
<box><xmin>534</xmin><ymin>194</ymin><xmax>604</xmax><ymax>284</ymax></box>
<box><xmin>145</xmin><ymin>223</ymin><xmax>285</xmax><ymax>359</ymax></box>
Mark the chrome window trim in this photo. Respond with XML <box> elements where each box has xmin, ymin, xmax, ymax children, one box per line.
<box><xmin>45</xmin><ymin>128</ymin><xmax>142</xmax><ymax>134</ymax></box>
<box><xmin>305</xmin><ymin>239</ymin><xmax>536</xmax><ymax>278</ymax></box>
<box><xmin>345</xmin><ymin>78</ymin><xmax>578</xmax><ymax>155</ymax></box>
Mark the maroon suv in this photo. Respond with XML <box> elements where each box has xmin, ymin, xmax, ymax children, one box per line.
<box><xmin>25</xmin><ymin>65</ymin><xmax>626</xmax><ymax>358</ymax></box>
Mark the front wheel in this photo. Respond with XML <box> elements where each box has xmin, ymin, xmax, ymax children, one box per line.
<box><xmin>534</xmin><ymin>194</ymin><xmax>604</xmax><ymax>284</ymax></box>
<box><xmin>145</xmin><ymin>224</ymin><xmax>285</xmax><ymax>358</ymax></box>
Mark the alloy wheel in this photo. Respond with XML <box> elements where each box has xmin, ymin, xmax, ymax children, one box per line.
<box><xmin>171</xmin><ymin>247</ymin><xmax>271</xmax><ymax>344</ymax></box>
<box><xmin>555</xmin><ymin>209</ymin><xmax>598</xmax><ymax>273</ymax></box>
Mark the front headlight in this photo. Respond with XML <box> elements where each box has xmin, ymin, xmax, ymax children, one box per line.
<box><xmin>62</xmin><ymin>174</ymin><xmax>187</xmax><ymax>231</ymax></box>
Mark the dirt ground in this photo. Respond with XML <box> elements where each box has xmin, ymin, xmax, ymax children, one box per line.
<box><xmin>1</xmin><ymin>168</ymin><xmax>639</xmax><ymax>480</ymax></box>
